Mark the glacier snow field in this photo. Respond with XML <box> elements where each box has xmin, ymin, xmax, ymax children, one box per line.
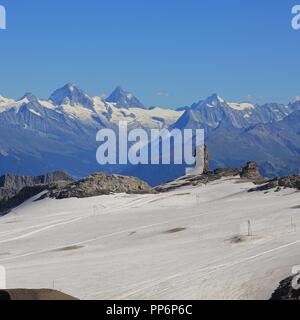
<box><xmin>0</xmin><ymin>178</ymin><xmax>300</xmax><ymax>300</ymax></box>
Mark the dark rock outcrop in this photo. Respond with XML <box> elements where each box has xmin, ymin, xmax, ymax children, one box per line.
<box><xmin>155</xmin><ymin>162</ymin><xmax>263</xmax><ymax>193</ymax></box>
<box><xmin>270</xmin><ymin>276</ymin><xmax>300</xmax><ymax>300</ymax></box>
<box><xmin>249</xmin><ymin>174</ymin><xmax>300</xmax><ymax>192</ymax></box>
<box><xmin>43</xmin><ymin>172</ymin><xmax>154</xmax><ymax>200</ymax></box>
<box><xmin>0</xmin><ymin>172</ymin><xmax>73</xmax><ymax>214</ymax></box>
<box><xmin>240</xmin><ymin>161</ymin><xmax>262</xmax><ymax>180</ymax></box>
<box><xmin>213</xmin><ymin>168</ymin><xmax>241</xmax><ymax>177</ymax></box>
<box><xmin>204</xmin><ymin>145</ymin><xmax>209</xmax><ymax>173</ymax></box>
<box><xmin>0</xmin><ymin>172</ymin><xmax>73</xmax><ymax>201</ymax></box>
<box><xmin>0</xmin><ymin>186</ymin><xmax>48</xmax><ymax>215</ymax></box>
<box><xmin>0</xmin><ymin>171</ymin><xmax>154</xmax><ymax>213</ymax></box>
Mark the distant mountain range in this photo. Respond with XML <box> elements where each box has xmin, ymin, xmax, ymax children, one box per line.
<box><xmin>174</xmin><ymin>94</ymin><xmax>299</xmax><ymax>129</ymax></box>
<box><xmin>0</xmin><ymin>84</ymin><xmax>299</xmax><ymax>185</ymax></box>
<box><xmin>172</xmin><ymin>94</ymin><xmax>300</xmax><ymax>180</ymax></box>
<box><xmin>0</xmin><ymin>84</ymin><xmax>180</xmax><ymax>180</ymax></box>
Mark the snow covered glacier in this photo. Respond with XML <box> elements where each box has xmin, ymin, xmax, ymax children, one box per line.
<box><xmin>0</xmin><ymin>177</ymin><xmax>299</xmax><ymax>299</ymax></box>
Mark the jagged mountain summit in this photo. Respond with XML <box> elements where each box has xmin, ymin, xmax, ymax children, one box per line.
<box><xmin>49</xmin><ymin>83</ymin><xmax>94</xmax><ymax>108</ymax></box>
<box><xmin>173</xmin><ymin>93</ymin><xmax>294</xmax><ymax>130</ymax></box>
<box><xmin>18</xmin><ymin>93</ymin><xmax>39</xmax><ymax>103</ymax></box>
<box><xmin>0</xmin><ymin>84</ymin><xmax>181</xmax><ymax>179</ymax></box>
<box><xmin>105</xmin><ymin>86</ymin><xmax>145</xmax><ymax>109</ymax></box>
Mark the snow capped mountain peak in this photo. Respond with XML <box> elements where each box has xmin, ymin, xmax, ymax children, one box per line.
<box><xmin>195</xmin><ymin>94</ymin><xmax>225</xmax><ymax>108</ymax></box>
<box><xmin>204</xmin><ymin>93</ymin><xmax>225</xmax><ymax>105</ymax></box>
<box><xmin>105</xmin><ymin>86</ymin><xmax>145</xmax><ymax>109</ymax></box>
<box><xmin>18</xmin><ymin>92</ymin><xmax>38</xmax><ymax>103</ymax></box>
<box><xmin>190</xmin><ymin>94</ymin><xmax>226</xmax><ymax>110</ymax></box>
<box><xmin>49</xmin><ymin>83</ymin><xmax>94</xmax><ymax>109</ymax></box>
<box><xmin>66</xmin><ymin>83</ymin><xmax>76</xmax><ymax>92</ymax></box>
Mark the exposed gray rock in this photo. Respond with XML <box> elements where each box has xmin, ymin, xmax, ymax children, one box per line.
<box><xmin>213</xmin><ymin>168</ymin><xmax>241</xmax><ymax>177</ymax></box>
<box><xmin>0</xmin><ymin>172</ymin><xmax>73</xmax><ymax>201</ymax></box>
<box><xmin>250</xmin><ymin>174</ymin><xmax>300</xmax><ymax>192</ymax></box>
<box><xmin>0</xmin><ymin>172</ymin><xmax>73</xmax><ymax>214</ymax></box>
<box><xmin>0</xmin><ymin>186</ymin><xmax>48</xmax><ymax>215</ymax></box>
<box><xmin>240</xmin><ymin>161</ymin><xmax>263</xmax><ymax>181</ymax></box>
<box><xmin>155</xmin><ymin>161</ymin><xmax>264</xmax><ymax>193</ymax></box>
<box><xmin>43</xmin><ymin>172</ymin><xmax>154</xmax><ymax>200</ymax></box>
<box><xmin>0</xmin><ymin>172</ymin><xmax>72</xmax><ymax>191</ymax></box>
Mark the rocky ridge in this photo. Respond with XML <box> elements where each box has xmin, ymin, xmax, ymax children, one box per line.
<box><xmin>155</xmin><ymin>161</ymin><xmax>265</xmax><ymax>193</ymax></box>
<box><xmin>0</xmin><ymin>172</ymin><xmax>73</xmax><ymax>202</ymax></box>
<box><xmin>41</xmin><ymin>172</ymin><xmax>154</xmax><ymax>200</ymax></box>
<box><xmin>249</xmin><ymin>174</ymin><xmax>300</xmax><ymax>192</ymax></box>
<box><xmin>0</xmin><ymin>172</ymin><xmax>73</xmax><ymax>214</ymax></box>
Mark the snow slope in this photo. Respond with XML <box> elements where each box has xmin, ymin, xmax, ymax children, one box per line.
<box><xmin>0</xmin><ymin>178</ymin><xmax>300</xmax><ymax>300</ymax></box>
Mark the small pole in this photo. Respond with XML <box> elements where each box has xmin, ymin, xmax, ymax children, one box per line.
<box><xmin>248</xmin><ymin>220</ymin><xmax>253</xmax><ymax>237</ymax></box>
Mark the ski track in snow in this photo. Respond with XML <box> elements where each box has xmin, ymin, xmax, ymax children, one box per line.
<box><xmin>0</xmin><ymin>217</ymin><xmax>83</xmax><ymax>245</ymax></box>
<box><xmin>116</xmin><ymin>238</ymin><xmax>300</xmax><ymax>299</ymax></box>
<box><xmin>0</xmin><ymin>210</ymin><xmax>211</xmax><ymax>262</ymax></box>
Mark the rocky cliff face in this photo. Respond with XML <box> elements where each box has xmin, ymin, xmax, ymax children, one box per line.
<box><xmin>43</xmin><ymin>172</ymin><xmax>154</xmax><ymax>200</ymax></box>
<box><xmin>0</xmin><ymin>172</ymin><xmax>73</xmax><ymax>203</ymax></box>
<box><xmin>0</xmin><ymin>172</ymin><xmax>72</xmax><ymax>191</ymax></box>
<box><xmin>0</xmin><ymin>186</ymin><xmax>48</xmax><ymax>215</ymax></box>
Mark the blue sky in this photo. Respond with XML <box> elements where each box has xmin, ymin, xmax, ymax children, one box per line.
<box><xmin>0</xmin><ymin>0</ymin><xmax>299</xmax><ymax>107</ymax></box>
